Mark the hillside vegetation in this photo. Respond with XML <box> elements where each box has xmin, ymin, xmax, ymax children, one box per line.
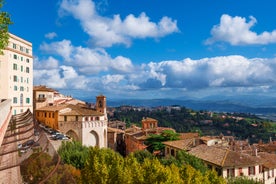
<box><xmin>109</xmin><ymin>106</ymin><xmax>276</xmax><ymax>143</ymax></box>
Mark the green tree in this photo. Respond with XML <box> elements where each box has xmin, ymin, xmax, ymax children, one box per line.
<box><xmin>141</xmin><ymin>158</ymin><xmax>182</xmax><ymax>184</ymax></box>
<box><xmin>45</xmin><ymin>164</ymin><xmax>81</xmax><ymax>184</ymax></box>
<box><xmin>58</xmin><ymin>141</ymin><xmax>89</xmax><ymax>170</ymax></box>
<box><xmin>145</xmin><ymin>130</ymin><xmax>180</xmax><ymax>153</ymax></box>
<box><xmin>20</xmin><ymin>153</ymin><xmax>54</xmax><ymax>184</ymax></box>
<box><xmin>81</xmin><ymin>147</ymin><xmax>127</xmax><ymax>184</ymax></box>
<box><xmin>0</xmin><ymin>0</ymin><xmax>12</xmax><ymax>54</ymax></box>
<box><xmin>176</xmin><ymin>150</ymin><xmax>208</xmax><ymax>174</ymax></box>
<box><xmin>131</xmin><ymin>150</ymin><xmax>154</xmax><ymax>163</ymax></box>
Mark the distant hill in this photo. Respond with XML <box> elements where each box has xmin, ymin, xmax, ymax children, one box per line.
<box><xmin>84</xmin><ymin>95</ymin><xmax>276</xmax><ymax>115</ymax></box>
<box><xmin>105</xmin><ymin>98</ymin><xmax>276</xmax><ymax>115</ymax></box>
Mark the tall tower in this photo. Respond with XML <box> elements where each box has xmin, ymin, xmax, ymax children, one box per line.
<box><xmin>0</xmin><ymin>33</ymin><xmax>33</xmax><ymax>115</ymax></box>
<box><xmin>96</xmin><ymin>95</ymin><xmax>107</xmax><ymax>119</ymax></box>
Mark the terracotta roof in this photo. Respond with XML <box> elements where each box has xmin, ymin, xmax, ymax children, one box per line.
<box><xmin>33</xmin><ymin>85</ymin><xmax>55</xmax><ymax>92</ymax></box>
<box><xmin>37</xmin><ymin>104</ymin><xmax>104</xmax><ymax>116</ymax></box>
<box><xmin>257</xmin><ymin>152</ymin><xmax>276</xmax><ymax>169</ymax></box>
<box><xmin>60</xmin><ymin>104</ymin><xmax>103</xmax><ymax>116</ymax></box>
<box><xmin>179</xmin><ymin>133</ymin><xmax>199</xmax><ymax>139</ymax></box>
<box><xmin>125</xmin><ymin>126</ymin><xmax>142</xmax><ymax>133</ymax></box>
<box><xmin>37</xmin><ymin>105</ymin><xmax>67</xmax><ymax>111</ymax></box>
<box><xmin>142</xmin><ymin>117</ymin><xmax>157</xmax><ymax>122</ymax></box>
<box><xmin>188</xmin><ymin>144</ymin><xmax>259</xmax><ymax>167</ymax></box>
<box><xmin>163</xmin><ymin>139</ymin><xmax>194</xmax><ymax>150</ymax></box>
<box><xmin>107</xmin><ymin>127</ymin><xmax>124</xmax><ymax>133</ymax></box>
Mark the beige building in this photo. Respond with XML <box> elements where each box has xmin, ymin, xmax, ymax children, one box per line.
<box><xmin>0</xmin><ymin>33</ymin><xmax>33</xmax><ymax>115</ymax></box>
<box><xmin>35</xmin><ymin>95</ymin><xmax>108</xmax><ymax>148</ymax></box>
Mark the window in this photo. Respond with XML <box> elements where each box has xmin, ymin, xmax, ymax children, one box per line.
<box><xmin>20</xmin><ymin>86</ymin><xmax>24</xmax><ymax>91</ymax></box>
<box><xmin>20</xmin><ymin>46</ymin><xmax>23</xmax><ymax>51</ymax></box>
<box><xmin>26</xmin><ymin>67</ymin><xmax>29</xmax><ymax>73</ymax></box>
<box><xmin>170</xmin><ymin>149</ymin><xmax>175</xmax><ymax>156</ymax></box>
<box><xmin>13</xmin><ymin>63</ymin><xmax>17</xmax><ymax>70</ymax></box>
<box><xmin>21</xmin><ymin>66</ymin><xmax>23</xmax><ymax>72</ymax></box>
<box><xmin>227</xmin><ymin>168</ymin><xmax>235</xmax><ymax>177</ymax></box>
<box><xmin>238</xmin><ymin>168</ymin><xmax>243</xmax><ymax>176</ymax></box>
<box><xmin>64</xmin><ymin>116</ymin><xmax>67</xmax><ymax>122</ymax></box>
<box><xmin>13</xmin><ymin>54</ymin><xmax>17</xmax><ymax>59</ymax></box>
<box><xmin>259</xmin><ymin>165</ymin><xmax>263</xmax><ymax>173</ymax></box>
<box><xmin>248</xmin><ymin>166</ymin><xmax>255</xmax><ymax>175</ymax></box>
<box><xmin>13</xmin><ymin>97</ymin><xmax>17</xmax><ymax>104</ymax></box>
<box><xmin>21</xmin><ymin>77</ymin><xmax>23</xmax><ymax>83</ymax></box>
<box><xmin>26</xmin><ymin>98</ymin><xmax>30</xmax><ymax>104</ymax></box>
<box><xmin>26</xmin><ymin>49</ymin><xmax>29</xmax><ymax>54</ymax></box>
<box><xmin>13</xmin><ymin>43</ymin><xmax>16</xmax><ymax>49</ymax></box>
<box><xmin>21</xmin><ymin>57</ymin><xmax>23</xmax><ymax>61</ymax></box>
<box><xmin>26</xmin><ymin>78</ymin><xmax>29</xmax><ymax>84</ymax></box>
<box><xmin>76</xmin><ymin>116</ymin><xmax>78</xmax><ymax>121</ymax></box>
<box><xmin>26</xmin><ymin>58</ymin><xmax>29</xmax><ymax>63</ymax></box>
<box><xmin>14</xmin><ymin>86</ymin><xmax>17</xmax><ymax>91</ymax></box>
<box><xmin>20</xmin><ymin>94</ymin><xmax>23</xmax><ymax>106</ymax></box>
<box><xmin>13</xmin><ymin>75</ymin><xmax>17</xmax><ymax>82</ymax></box>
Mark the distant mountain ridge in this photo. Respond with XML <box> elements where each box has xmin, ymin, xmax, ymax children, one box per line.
<box><xmin>84</xmin><ymin>95</ymin><xmax>276</xmax><ymax>115</ymax></box>
<box><xmin>106</xmin><ymin>98</ymin><xmax>276</xmax><ymax>113</ymax></box>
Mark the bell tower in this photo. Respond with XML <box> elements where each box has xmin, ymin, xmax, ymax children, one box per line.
<box><xmin>96</xmin><ymin>95</ymin><xmax>107</xmax><ymax>118</ymax></box>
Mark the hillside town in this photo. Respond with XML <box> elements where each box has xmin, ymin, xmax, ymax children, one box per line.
<box><xmin>1</xmin><ymin>33</ymin><xmax>276</xmax><ymax>183</ymax></box>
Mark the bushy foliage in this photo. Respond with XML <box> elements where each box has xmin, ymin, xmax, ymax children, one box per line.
<box><xmin>81</xmin><ymin>147</ymin><xmax>226</xmax><ymax>184</ymax></box>
<box><xmin>145</xmin><ymin>130</ymin><xmax>180</xmax><ymax>153</ymax></box>
<box><xmin>0</xmin><ymin>0</ymin><xmax>12</xmax><ymax>54</ymax></box>
<box><xmin>20</xmin><ymin>152</ymin><xmax>80</xmax><ymax>184</ymax></box>
<box><xmin>20</xmin><ymin>153</ymin><xmax>54</xmax><ymax>184</ymax></box>
<box><xmin>58</xmin><ymin>141</ymin><xmax>89</xmax><ymax>169</ymax></box>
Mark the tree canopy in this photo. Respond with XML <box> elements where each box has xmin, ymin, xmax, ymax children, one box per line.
<box><xmin>144</xmin><ymin>129</ymin><xmax>180</xmax><ymax>153</ymax></box>
<box><xmin>0</xmin><ymin>0</ymin><xmax>12</xmax><ymax>54</ymax></box>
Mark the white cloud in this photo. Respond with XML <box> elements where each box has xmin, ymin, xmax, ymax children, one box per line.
<box><xmin>45</xmin><ymin>32</ymin><xmax>58</xmax><ymax>39</ymax></box>
<box><xmin>102</xmin><ymin>74</ymin><xmax>124</xmax><ymax>85</ymax></box>
<box><xmin>35</xmin><ymin>37</ymin><xmax>276</xmax><ymax>98</ymax></box>
<box><xmin>206</xmin><ymin>14</ymin><xmax>276</xmax><ymax>45</ymax></box>
<box><xmin>34</xmin><ymin>65</ymin><xmax>89</xmax><ymax>90</ymax></box>
<box><xmin>40</xmin><ymin>40</ymin><xmax>134</xmax><ymax>75</ymax></box>
<box><xmin>40</xmin><ymin>40</ymin><xmax>74</xmax><ymax>61</ymax></box>
<box><xmin>141</xmin><ymin>55</ymin><xmax>275</xmax><ymax>90</ymax></box>
<box><xmin>34</xmin><ymin>56</ymin><xmax>59</xmax><ymax>70</ymax></box>
<box><xmin>58</xmin><ymin>0</ymin><xmax>179</xmax><ymax>47</ymax></box>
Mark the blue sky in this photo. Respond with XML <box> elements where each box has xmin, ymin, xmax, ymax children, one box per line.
<box><xmin>4</xmin><ymin>0</ymin><xmax>276</xmax><ymax>102</ymax></box>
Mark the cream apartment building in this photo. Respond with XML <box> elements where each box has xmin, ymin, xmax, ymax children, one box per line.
<box><xmin>0</xmin><ymin>33</ymin><xmax>33</xmax><ymax>114</ymax></box>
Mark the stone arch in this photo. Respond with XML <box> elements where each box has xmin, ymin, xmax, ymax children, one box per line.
<box><xmin>90</xmin><ymin>130</ymin><xmax>99</xmax><ymax>147</ymax></box>
<box><xmin>66</xmin><ymin>129</ymin><xmax>79</xmax><ymax>141</ymax></box>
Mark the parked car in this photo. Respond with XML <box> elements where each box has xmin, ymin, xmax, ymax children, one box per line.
<box><xmin>22</xmin><ymin>139</ymin><xmax>35</xmax><ymax>148</ymax></box>
<box><xmin>17</xmin><ymin>143</ymin><xmax>22</xmax><ymax>149</ymax></box>
<box><xmin>53</xmin><ymin>134</ymin><xmax>69</xmax><ymax>140</ymax></box>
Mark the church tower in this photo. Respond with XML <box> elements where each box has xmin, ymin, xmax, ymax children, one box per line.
<box><xmin>96</xmin><ymin>95</ymin><xmax>107</xmax><ymax>119</ymax></box>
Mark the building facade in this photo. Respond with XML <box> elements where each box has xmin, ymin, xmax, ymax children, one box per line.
<box><xmin>0</xmin><ymin>33</ymin><xmax>33</xmax><ymax>115</ymax></box>
<box><xmin>35</xmin><ymin>95</ymin><xmax>108</xmax><ymax>148</ymax></box>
